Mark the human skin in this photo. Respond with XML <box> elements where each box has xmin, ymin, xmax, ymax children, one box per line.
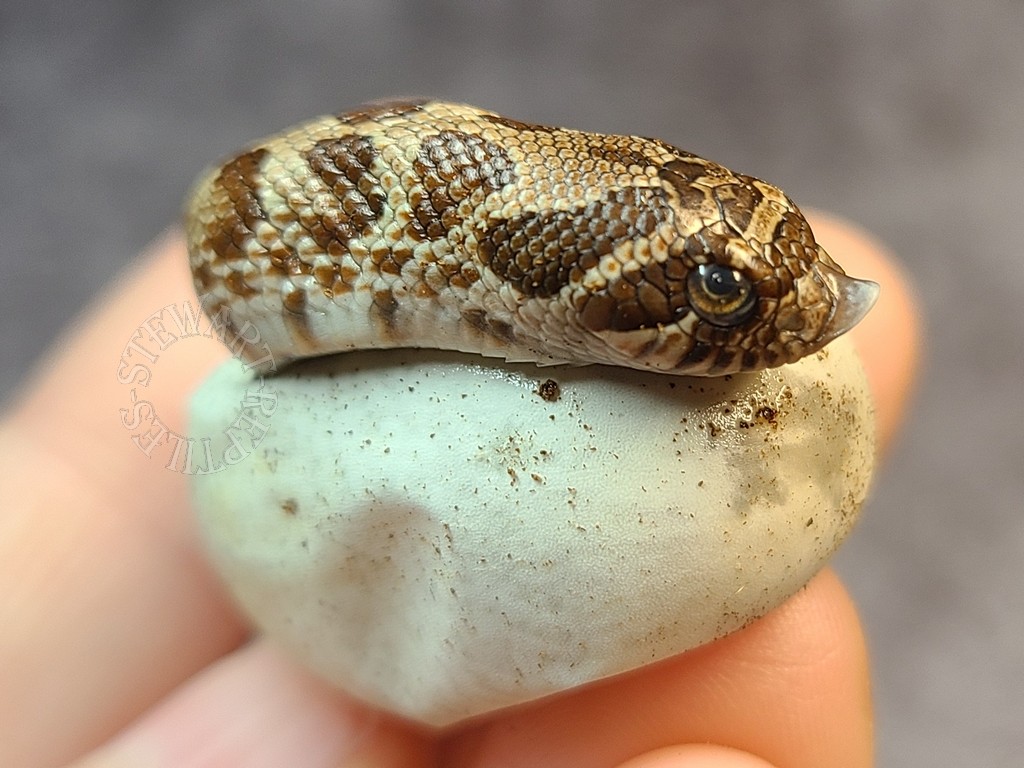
<box><xmin>0</xmin><ymin>212</ymin><xmax>919</xmax><ymax>768</ymax></box>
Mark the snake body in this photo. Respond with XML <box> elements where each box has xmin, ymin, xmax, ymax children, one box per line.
<box><xmin>186</xmin><ymin>100</ymin><xmax>877</xmax><ymax>375</ymax></box>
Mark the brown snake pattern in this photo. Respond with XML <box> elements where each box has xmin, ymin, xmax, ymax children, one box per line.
<box><xmin>185</xmin><ymin>100</ymin><xmax>878</xmax><ymax>375</ymax></box>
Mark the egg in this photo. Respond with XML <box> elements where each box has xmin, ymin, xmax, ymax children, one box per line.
<box><xmin>189</xmin><ymin>336</ymin><xmax>874</xmax><ymax>726</ymax></box>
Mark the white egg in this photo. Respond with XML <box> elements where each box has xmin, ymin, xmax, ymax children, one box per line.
<box><xmin>189</xmin><ymin>337</ymin><xmax>874</xmax><ymax>726</ymax></box>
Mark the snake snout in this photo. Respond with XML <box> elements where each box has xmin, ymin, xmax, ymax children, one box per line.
<box><xmin>815</xmin><ymin>264</ymin><xmax>880</xmax><ymax>345</ymax></box>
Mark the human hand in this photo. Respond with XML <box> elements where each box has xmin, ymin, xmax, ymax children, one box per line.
<box><xmin>0</xmin><ymin>213</ymin><xmax>918</xmax><ymax>768</ymax></box>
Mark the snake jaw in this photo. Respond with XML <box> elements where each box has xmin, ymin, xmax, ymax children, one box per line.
<box><xmin>813</xmin><ymin>263</ymin><xmax>880</xmax><ymax>346</ymax></box>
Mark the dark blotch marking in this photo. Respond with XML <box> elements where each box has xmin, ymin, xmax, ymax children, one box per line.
<box><xmin>713</xmin><ymin>177</ymin><xmax>764</xmax><ymax>235</ymax></box>
<box><xmin>206</xmin><ymin>147</ymin><xmax>269</xmax><ymax>266</ymax></box>
<box><xmin>202</xmin><ymin>297</ymin><xmax>243</xmax><ymax>349</ymax></box>
<box><xmin>305</xmin><ymin>135</ymin><xmax>384</xmax><ymax>247</ymax></box>
<box><xmin>679</xmin><ymin>342</ymin><xmax>713</xmax><ymax>367</ymax></box>
<box><xmin>761</xmin><ymin>348</ymin><xmax>781</xmax><ymax>368</ymax></box>
<box><xmin>373</xmin><ymin>288</ymin><xmax>400</xmax><ymax>328</ymax></box>
<box><xmin>192</xmin><ymin>260</ymin><xmax>217</xmax><ymax>292</ymax></box>
<box><xmin>339</xmin><ymin>99</ymin><xmax>429</xmax><ymax>125</ymax></box>
<box><xmin>411</xmin><ymin>130</ymin><xmax>515</xmax><ymax>241</ymax></box>
<box><xmin>482</xmin><ymin>113</ymin><xmax>536</xmax><ymax>132</ymax></box>
<box><xmin>205</xmin><ymin>147</ymin><xmax>314</xmax><ymax>284</ymax></box>
<box><xmin>709</xmin><ymin>348</ymin><xmax>737</xmax><ymax>372</ymax></box>
<box><xmin>283</xmin><ymin>288</ymin><xmax>306</xmax><ymax>315</ymax></box>
<box><xmin>282</xmin><ymin>288</ymin><xmax>315</xmax><ymax>346</ymax></box>
<box><xmin>480</xmin><ymin>186</ymin><xmax>672</xmax><ymax>304</ymax></box>
<box><xmin>660</xmin><ymin>156</ymin><xmax>711</xmax><ymax>184</ymax></box>
<box><xmin>461</xmin><ymin>308</ymin><xmax>515</xmax><ymax>343</ymax></box>
<box><xmin>660</xmin><ymin>155</ymin><xmax>740</xmax><ymax>212</ymax></box>
<box><xmin>577</xmin><ymin>293</ymin><xmax>617</xmax><ymax>333</ymax></box>
<box><xmin>537</xmin><ymin>379</ymin><xmax>561</xmax><ymax>402</ymax></box>
<box><xmin>281</xmin><ymin>498</ymin><xmax>299</xmax><ymax>516</ymax></box>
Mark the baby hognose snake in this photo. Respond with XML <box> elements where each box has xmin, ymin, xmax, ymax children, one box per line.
<box><xmin>185</xmin><ymin>100</ymin><xmax>877</xmax><ymax>375</ymax></box>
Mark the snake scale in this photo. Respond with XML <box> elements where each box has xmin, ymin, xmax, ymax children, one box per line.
<box><xmin>185</xmin><ymin>100</ymin><xmax>878</xmax><ymax>375</ymax></box>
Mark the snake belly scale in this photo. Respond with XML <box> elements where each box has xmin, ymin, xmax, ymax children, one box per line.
<box><xmin>186</xmin><ymin>100</ymin><xmax>878</xmax><ymax>375</ymax></box>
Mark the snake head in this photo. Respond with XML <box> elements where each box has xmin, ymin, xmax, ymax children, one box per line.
<box><xmin>574</xmin><ymin>159</ymin><xmax>879</xmax><ymax>375</ymax></box>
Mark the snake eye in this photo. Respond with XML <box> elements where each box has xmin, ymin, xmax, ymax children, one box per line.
<box><xmin>686</xmin><ymin>264</ymin><xmax>758</xmax><ymax>327</ymax></box>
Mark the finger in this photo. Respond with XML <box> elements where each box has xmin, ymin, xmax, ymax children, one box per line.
<box><xmin>0</xmin><ymin>233</ymin><xmax>247</xmax><ymax>767</ymax></box>
<box><xmin>69</xmin><ymin>640</ymin><xmax>435</xmax><ymax>768</ymax></box>
<box><xmin>439</xmin><ymin>570</ymin><xmax>871</xmax><ymax>768</ymax></box>
<box><xmin>615</xmin><ymin>744</ymin><xmax>778</xmax><ymax>767</ymax></box>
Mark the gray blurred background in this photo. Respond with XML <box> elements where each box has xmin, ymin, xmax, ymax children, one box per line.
<box><xmin>3</xmin><ymin>2</ymin><xmax>1022</xmax><ymax>765</ymax></box>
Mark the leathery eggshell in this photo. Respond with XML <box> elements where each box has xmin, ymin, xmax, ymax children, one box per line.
<box><xmin>189</xmin><ymin>336</ymin><xmax>875</xmax><ymax>727</ymax></box>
